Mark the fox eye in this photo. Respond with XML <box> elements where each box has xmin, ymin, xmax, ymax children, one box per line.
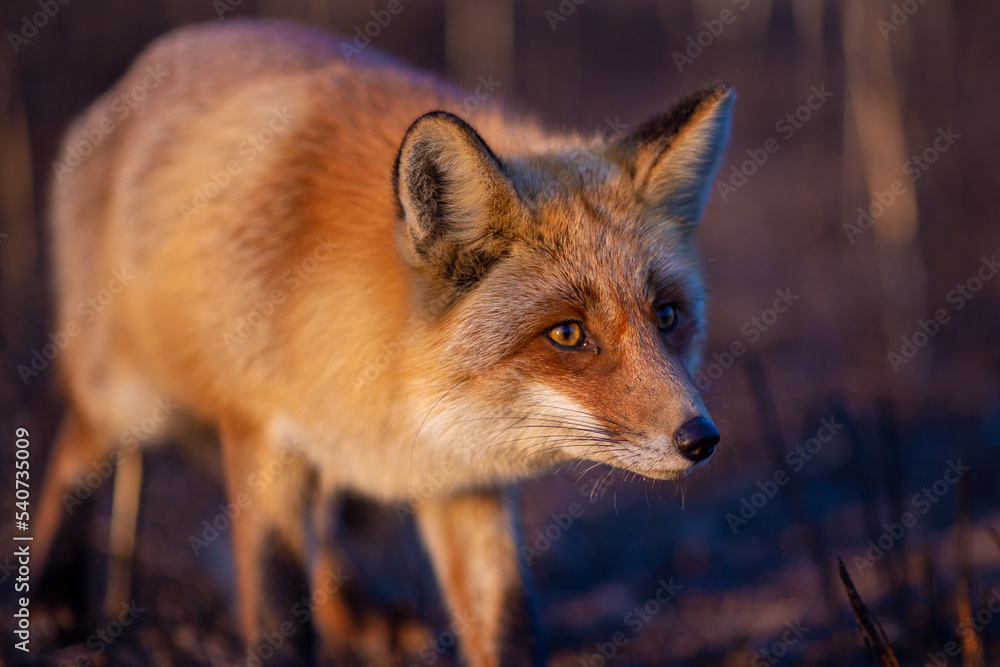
<box><xmin>657</xmin><ymin>304</ymin><xmax>679</xmax><ymax>332</ymax></box>
<box><xmin>547</xmin><ymin>321</ymin><xmax>585</xmax><ymax>348</ymax></box>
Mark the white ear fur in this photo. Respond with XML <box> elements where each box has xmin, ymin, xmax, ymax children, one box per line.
<box><xmin>626</xmin><ymin>84</ymin><xmax>735</xmax><ymax>226</ymax></box>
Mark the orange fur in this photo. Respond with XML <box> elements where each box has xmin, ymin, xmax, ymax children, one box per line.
<box><xmin>38</xmin><ymin>19</ymin><xmax>733</xmax><ymax>664</ymax></box>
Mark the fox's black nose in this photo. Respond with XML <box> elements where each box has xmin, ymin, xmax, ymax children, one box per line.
<box><xmin>673</xmin><ymin>417</ymin><xmax>719</xmax><ymax>462</ymax></box>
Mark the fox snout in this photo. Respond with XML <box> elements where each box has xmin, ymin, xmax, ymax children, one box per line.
<box><xmin>633</xmin><ymin>410</ymin><xmax>718</xmax><ymax>479</ymax></box>
<box><xmin>643</xmin><ymin>389</ymin><xmax>719</xmax><ymax>475</ymax></box>
<box><xmin>673</xmin><ymin>416</ymin><xmax>719</xmax><ymax>462</ymax></box>
<box><xmin>654</xmin><ymin>365</ymin><xmax>720</xmax><ymax>471</ymax></box>
<box><xmin>612</xmin><ymin>355</ymin><xmax>721</xmax><ymax>477</ymax></box>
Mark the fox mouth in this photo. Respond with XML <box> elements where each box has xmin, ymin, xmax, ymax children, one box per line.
<box><xmin>582</xmin><ymin>442</ymin><xmax>712</xmax><ymax>482</ymax></box>
<box><xmin>496</xmin><ymin>396</ymin><xmax>718</xmax><ymax>481</ymax></box>
<box><xmin>648</xmin><ymin>461</ymin><xmax>709</xmax><ymax>481</ymax></box>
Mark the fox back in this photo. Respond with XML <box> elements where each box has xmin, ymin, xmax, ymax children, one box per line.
<box><xmin>39</xmin><ymin>19</ymin><xmax>733</xmax><ymax>665</ymax></box>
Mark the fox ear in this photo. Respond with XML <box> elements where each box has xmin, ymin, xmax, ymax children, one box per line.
<box><xmin>394</xmin><ymin>112</ymin><xmax>523</xmax><ymax>289</ymax></box>
<box><xmin>619</xmin><ymin>83</ymin><xmax>734</xmax><ymax>226</ymax></box>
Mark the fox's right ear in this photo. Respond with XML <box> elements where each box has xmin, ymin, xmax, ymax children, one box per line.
<box><xmin>617</xmin><ymin>83</ymin><xmax>734</xmax><ymax>227</ymax></box>
<box><xmin>393</xmin><ymin>112</ymin><xmax>525</xmax><ymax>291</ymax></box>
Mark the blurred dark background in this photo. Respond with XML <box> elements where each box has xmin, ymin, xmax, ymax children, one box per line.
<box><xmin>2</xmin><ymin>0</ymin><xmax>999</xmax><ymax>665</ymax></box>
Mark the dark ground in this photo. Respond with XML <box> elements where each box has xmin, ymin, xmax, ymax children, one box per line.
<box><xmin>1</xmin><ymin>0</ymin><xmax>999</xmax><ymax>665</ymax></box>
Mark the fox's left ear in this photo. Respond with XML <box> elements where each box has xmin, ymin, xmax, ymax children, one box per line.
<box><xmin>393</xmin><ymin>111</ymin><xmax>525</xmax><ymax>292</ymax></box>
<box><xmin>617</xmin><ymin>83</ymin><xmax>734</xmax><ymax>226</ymax></box>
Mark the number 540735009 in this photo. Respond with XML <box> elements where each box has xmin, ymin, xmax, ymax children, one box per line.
<box><xmin>15</xmin><ymin>428</ymin><xmax>29</xmax><ymax>526</ymax></box>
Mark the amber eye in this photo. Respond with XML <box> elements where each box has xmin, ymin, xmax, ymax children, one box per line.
<box><xmin>657</xmin><ymin>304</ymin><xmax>679</xmax><ymax>332</ymax></box>
<box><xmin>547</xmin><ymin>322</ymin><xmax>585</xmax><ymax>348</ymax></box>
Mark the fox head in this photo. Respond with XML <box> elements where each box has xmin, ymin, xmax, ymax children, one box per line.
<box><xmin>393</xmin><ymin>84</ymin><xmax>733</xmax><ymax>482</ymax></box>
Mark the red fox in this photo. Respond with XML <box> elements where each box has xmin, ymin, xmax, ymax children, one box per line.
<box><xmin>35</xmin><ymin>19</ymin><xmax>732</xmax><ymax>666</ymax></box>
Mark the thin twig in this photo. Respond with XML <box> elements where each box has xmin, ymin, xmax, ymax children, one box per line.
<box><xmin>837</xmin><ymin>557</ymin><xmax>901</xmax><ymax>667</ymax></box>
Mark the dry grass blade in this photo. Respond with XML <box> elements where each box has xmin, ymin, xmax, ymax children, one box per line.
<box><xmin>837</xmin><ymin>557</ymin><xmax>901</xmax><ymax>667</ymax></box>
<box><xmin>955</xmin><ymin>579</ymin><xmax>983</xmax><ymax>667</ymax></box>
<box><xmin>955</xmin><ymin>476</ymin><xmax>983</xmax><ymax>667</ymax></box>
